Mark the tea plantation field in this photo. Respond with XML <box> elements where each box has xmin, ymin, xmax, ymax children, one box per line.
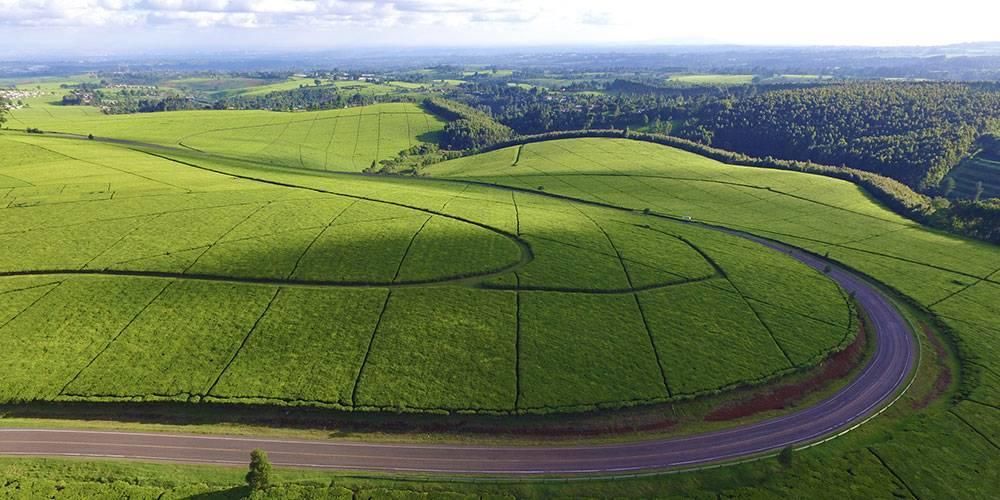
<box><xmin>0</xmin><ymin>132</ymin><xmax>856</xmax><ymax>414</ymax></box>
<box><xmin>2</xmin><ymin>120</ymin><xmax>998</xmax><ymax>496</ymax></box>
<box><xmin>428</xmin><ymin>138</ymin><xmax>1000</xmax><ymax>497</ymax></box>
<box><xmin>7</xmin><ymin>99</ymin><xmax>443</xmax><ymax>172</ymax></box>
<box><xmin>947</xmin><ymin>148</ymin><xmax>1000</xmax><ymax>200</ymax></box>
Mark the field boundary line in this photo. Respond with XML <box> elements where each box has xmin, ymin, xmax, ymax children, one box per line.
<box><xmin>964</xmin><ymin>398</ymin><xmax>1000</xmax><ymax>411</ymax></box>
<box><xmin>104</xmin><ymin>244</ymin><xmax>210</xmax><ymax>269</ymax></box>
<box><xmin>607</xmin><ymin>220</ymin><xmax>726</xmax><ymax>277</ymax></box>
<box><xmin>833</xmin><ymin>223</ymin><xmax>916</xmax><ymax>247</ymax></box>
<box><xmin>351</xmin><ymin>291</ymin><xmax>393</xmax><ymax>406</ymax></box>
<box><xmin>322</xmin><ymin>109</ymin><xmax>341</xmax><ymax>171</ymax></box>
<box><xmin>732</xmin><ymin>283</ymin><xmax>795</xmax><ymax>367</ymax></box>
<box><xmin>77</xmin><ymin>214</ymin><xmax>160</xmax><ymax>271</ymax></box>
<box><xmin>949</xmin><ymin>408</ymin><xmax>1000</xmax><ymax>450</ymax></box>
<box><xmin>0</xmin><ymin>198</ymin><xmax>270</xmax><ymax>238</ymax></box>
<box><xmin>0</xmin><ymin>281</ymin><xmax>62</xmax><ymax>332</ymax></box>
<box><xmin>351</xmin><ymin>107</ymin><xmax>363</xmax><ymax>170</ymax></box>
<box><xmin>375</xmin><ymin>112</ymin><xmax>382</xmax><ymax>163</ymax></box>
<box><xmin>182</xmin><ymin>202</ymin><xmax>272</xmax><ymax>274</ymax></box>
<box><xmin>671</xmin><ymin>230</ymin><xmax>794</xmax><ymax>367</ymax></box>
<box><xmin>0</xmin><ymin>280</ymin><xmax>62</xmax><ymax>298</ymax></box>
<box><xmin>5</xmin><ymin>136</ymin><xmax>192</xmax><ymax>194</ymax></box>
<box><xmin>437</xmin><ymin>184</ymin><xmax>472</xmax><ymax>212</ymax></box>
<box><xmin>721</xmin><ymin>223</ymin><xmax>987</xmax><ymax>283</ymax></box>
<box><xmin>511</xmin><ymin>191</ymin><xmax>521</xmax><ymax>236</ymax></box>
<box><xmin>867</xmin><ymin>447</ymin><xmax>922</xmax><ymax>500</ymax></box>
<box><xmin>0</xmin><ymin>264</ymin><xmax>550</xmax><ymax>291</ymax></box>
<box><xmin>285</xmin><ymin>199</ymin><xmax>360</xmax><ymax>280</ymax></box>
<box><xmin>252</xmin><ymin>118</ymin><xmax>293</xmax><ymax>157</ymax></box>
<box><xmin>554</xmin><ymin>171</ymin><xmax>911</xmax><ymax>226</ymax></box>
<box><xmin>968</xmin><ymin>360</ymin><xmax>1000</xmax><ymax>379</ymax></box>
<box><xmin>5</xmin><ymin>191</ymin><xmax>112</xmax><ymax>210</ymax></box>
<box><xmin>576</xmin><ymin>207</ymin><xmax>672</xmax><ymax>397</ymax></box>
<box><xmin>301</xmin><ymin>113</ymin><xmax>321</xmax><ymax>169</ymax></box>
<box><xmin>58</xmin><ymin>280</ymin><xmax>174</xmax><ymax>397</ymax></box>
<box><xmin>522</xmin><ymin>232</ymin><xmax>693</xmax><ymax>282</ymax></box>
<box><xmin>480</xmin><ymin>275</ymin><xmax>719</xmax><ymax>295</ymax></box>
<box><xmin>521</xmin><ymin>150</ymin><xmax>622</xmax><ymax>207</ymax></box>
<box><xmin>926</xmin><ymin>266</ymin><xmax>1000</xmax><ymax>308</ymax></box>
<box><xmin>391</xmin><ymin>215</ymin><xmax>433</xmax><ymax>283</ymax></box>
<box><xmin>742</xmin><ymin>295</ymin><xmax>848</xmax><ymax>330</ymax></box>
<box><xmin>201</xmin><ymin>217</ymin><xmax>406</xmax><ymax>250</ymax></box>
<box><xmin>206</xmin><ymin>287</ymin><xmax>283</xmax><ymax>396</ymax></box>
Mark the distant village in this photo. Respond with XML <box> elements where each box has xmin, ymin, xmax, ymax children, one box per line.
<box><xmin>0</xmin><ymin>88</ymin><xmax>47</xmax><ymax>109</ymax></box>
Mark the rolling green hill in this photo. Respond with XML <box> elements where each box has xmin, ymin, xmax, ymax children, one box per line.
<box><xmin>1</xmin><ymin>119</ymin><xmax>998</xmax><ymax>497</ymax></box>
<box><xmin>0</xmin><ymin>132</ymin><xmax>853</xmax><ymax>414</ymax></box>
<box><xmin>7</xmin><ymin>102</ymin><xmax>444</xmax><ymax>172</ymax></box>
<box><xmin>428</xmin><ymin>137</ymin><xmax>1000</xmax><ymax>497</ymax></box>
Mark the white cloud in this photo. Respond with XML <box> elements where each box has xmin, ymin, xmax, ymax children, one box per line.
<box><xmin>1</xmin><ymin>0</ymin><xmax>998</xmax><ymax>48</ymax></box>
<box><xmin>0</xmin><ymin>0</ymin><xmax>539</xmax><ymax>27</ymax></box>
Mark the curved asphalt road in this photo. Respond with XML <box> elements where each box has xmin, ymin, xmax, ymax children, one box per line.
<box><xmin>0</xmin><ymin>228</ymin><xmax>917</xmax><ymax>476</ymax></box>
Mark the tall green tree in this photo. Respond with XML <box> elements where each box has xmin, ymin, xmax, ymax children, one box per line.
<box><xmin>245</xmin><ymin>449</ymin><xmax>272</xmax><ymax>491</ymax></box>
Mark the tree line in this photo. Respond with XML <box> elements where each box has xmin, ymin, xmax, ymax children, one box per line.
<box><xmin>443</xmin><ymin>81</ymin><xmax>1000</xmax><ymax>194</ymax></box>
<box><xmin>218</xmin><ymin>86</ymin><xmax>400</xmax><ymax>111</ymax></box>
<box><xmin>443</xmin><ymin>82</ymin><xmax>730</xmax><ymax>135</ymax></box>
<box><xmin>422</xmin><ymin>97</ymin><xmax>513</xmax><ymax>150</ymax></box>
<box><xmin>699</xmin><ymin>82</ymin><xmax>1000</xmax><ymax>190</ymax></box>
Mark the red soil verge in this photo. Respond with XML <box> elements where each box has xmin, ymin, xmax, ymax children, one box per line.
<box><xmin>495</xmin><ymin>418</ymin><xmax>678</xmax><ymax>437</ymax></box>
<box><xmin>365</xmin><ymin>416</ymin><xmax>679</xmax><ymax>438</ymax></box>
<box><xmin>705</xmin><ymin>322</ymin><xmax>867</xmax><ymax>422</ymax></box>
<box><xmin>912</xmin><ymin>322</ymin><xmax>951</xmax><ymax>409</ymax></box>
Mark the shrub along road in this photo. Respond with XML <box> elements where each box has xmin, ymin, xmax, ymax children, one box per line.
<box><xmin>0</xmin><ymin>224</ymin><xmax>918</xmax><ymax>476</ymax></box>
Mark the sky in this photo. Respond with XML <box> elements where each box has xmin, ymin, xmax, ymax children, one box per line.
<box><xmin>3</xmin><ymin>0</ymin><xmax>1000</xmax><ymax>57</ymax></box>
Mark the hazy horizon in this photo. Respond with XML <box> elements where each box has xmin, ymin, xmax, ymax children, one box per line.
<box><xmin>4</xmin><ymin>0</ymin><xmax>1000</xmax><ymax>59</ymax></box>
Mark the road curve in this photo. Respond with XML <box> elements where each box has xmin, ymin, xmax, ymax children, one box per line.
<box><xmin>0</xmin><ymin>230</ymin><xmax>918</xmax><ymax>476</ymax></box>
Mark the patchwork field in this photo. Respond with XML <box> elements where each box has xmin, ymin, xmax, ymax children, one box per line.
<box><xmin>0</xmin><ymin>132</ymin><xmax>857</xmax><ymax>414</ymax></box>
<box><xmin>1</xmin><ymin>113</ymin><xmax>998</xmax><ymax>496</ymax></box>
<box><xmin>428</xmin><ymin>137</ymin><xmax>1000</xmax><ymax>496</ymax></box>
<box><xmin>947</xmin><ymin>149</ymin><xmax>1000</xmax><ymax>200</ymax></box>
<box><xmin>431</xmin><ymin>139</ymin><xmax>1000</xmax><ymax>369</ymax></box>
